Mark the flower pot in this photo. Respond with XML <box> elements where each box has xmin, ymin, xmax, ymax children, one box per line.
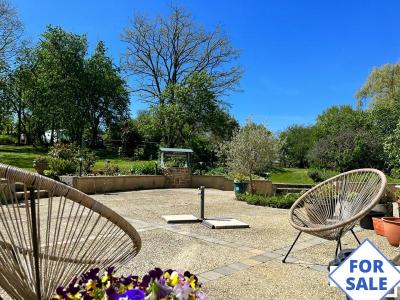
<box><xmin>360</xmin><ymin>211</ymin><xmax>386</xmax><ymax>230</ymax></box>
<box><xmin>233</xmin><ymin>181</ymin><xmax>248</xmax><ymax>195</ymax></box>
<box><xmin>372</xmin><ymin>217</ymin><xmax>385</xmax><ymax>236</ymax></box>
<box><xmin>382</xmin><ymin>217</ymin><xmax>400</xmax><ymax>247</ymax></box>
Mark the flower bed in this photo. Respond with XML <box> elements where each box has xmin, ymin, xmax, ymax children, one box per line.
<box><xmin>52</xmin><ymin>267</ymin><xmax>206</xmax><ymax>300</ymax></box>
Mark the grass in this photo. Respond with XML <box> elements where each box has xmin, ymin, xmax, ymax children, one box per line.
<box><xmin>0</xmin><ymin>145</ymin><xmax>156</xmax><ymax>174</ymax></box>
<box><xmin>0</xmin><ymin>145</ymin><xmax>47</xmax><ymax>171</ymax></box>
<box><xmin>269</xmin><ymin>168</ymin><xmax>314</xmax><ymax>184</ymax></box>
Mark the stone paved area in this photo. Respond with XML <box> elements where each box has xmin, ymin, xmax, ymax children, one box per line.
<box><xmin>0</xmin><ymin>188</ymin><xmax>397</xmax><ymax>299</ymax></box>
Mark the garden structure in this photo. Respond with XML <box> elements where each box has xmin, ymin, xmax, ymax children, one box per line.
<box><xmin>159</xmin><ymin>147</ymin><xmax>193</xmax><ymax>168</ymax></box>
<box><xmin>283</xmin><ymin>168</ymin><xmax>387</xmax><ymax>263</ymax></box>
<box><xmin>0</xmin><ymin>164</ymin><xmax>141</xmax><ymax>300</ymax></box>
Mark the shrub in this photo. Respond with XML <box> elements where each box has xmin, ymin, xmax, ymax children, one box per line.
<box><xmin>307</xmin><ymin>168</ymin><xmax>334</xmax><ymax>183</ymax></box>
<box><xmin>130</xmin><ymin>161</ymin><xmax>160</xmax><ymax>175</ymax></box>
<box><xmin>0</xmin><ymin>135</ymin><xmax>16</xmax><ymax>145</ymax></box>
<box><xmin>236</xmin><ymin>193</ymin><xmax>299</xmax><ymax>209</ymax></box>
<box><xmin>48</xmin><ymin>144</ymin><xmax>96</xmax><ymax>175</ymax></box>
<box><xmin>102</xmin><ymin>161</ymin><xmax>120</xmax><ymax>176</ymax></box>
<box><xmin>391</xmin><ymin>168</ymin><xmax>400</xmax><ymax>179</ymax></box>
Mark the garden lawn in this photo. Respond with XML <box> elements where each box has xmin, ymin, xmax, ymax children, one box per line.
<box><xmin>269</xmin><ymin>168</ymin><xmax>314</xmax><ymax>184</ymax></box>
<box><xmin>0</xmin><ymin>145</ymin><xmax>47</xmax><ymax>171</ymax></box>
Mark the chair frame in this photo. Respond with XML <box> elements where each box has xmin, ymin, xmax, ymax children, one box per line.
<box><xmin>0</xmin><ymin>164</ymin><xmax>142</xmax><ymax>300</ymax></box>
<box><xmin>282</xmin><ymin>168</ymin><xmax>386</xmax><ymax>263</ymax></box>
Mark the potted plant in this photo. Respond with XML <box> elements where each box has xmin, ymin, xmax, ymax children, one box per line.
<box><xmin>382</xmin><ymin>217</ymin><xmax>400</xmax><ymax>247</ymax></box>
<box><xmin>231</xmin><ymin>173</ymin><xmax>248</xmax><ymax>196</ymax></box>
<box><xmin>33</xmin><ymin>156</ymin><xmax>48</xmax><ymax>175</ymax></box>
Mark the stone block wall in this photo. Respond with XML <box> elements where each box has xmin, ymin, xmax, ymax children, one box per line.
<box><xmin>164</xmin><ymin>167</ymin><xmax>192</xmax><ymax>188</ymax></box>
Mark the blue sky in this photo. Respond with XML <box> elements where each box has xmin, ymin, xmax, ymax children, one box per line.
<box><xmin>12</xmin><ymin>0</ymin><xmax>400</xmax><ymax>132</ymax></box>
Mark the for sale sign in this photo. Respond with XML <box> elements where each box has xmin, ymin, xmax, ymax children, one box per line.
<box><xmin>329</xmin><ymin>239</ymin><xmax>400</xmax><ymax>300</ymax></box>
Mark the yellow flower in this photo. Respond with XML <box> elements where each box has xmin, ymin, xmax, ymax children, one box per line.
<box><xmin>118</xmin><ymin>284</ymin><xmax>127</xmax><ymax>294</ymax></box>
<box><xmin>170</xmin><ymin>272</ymin><xmax>179</xmax><ymax>286</ymax></box>
<box><xmin>102</xmin><ymin>273</ymin><xmax>109</xmax><ymax>284</ymax></box>
<box><xmin>86</xmin><ymin>279</ymin><xmax>97</xmax><ymax>291</ymax></box>
<box><xmin>189</xmin><ymin>277</ymin><xmax>196</xmax><ymax>289</ymax></box>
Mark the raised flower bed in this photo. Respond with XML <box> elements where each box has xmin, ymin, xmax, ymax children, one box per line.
<box><xmin>52</xmin><ymin>267</ymin><xmax>206</xmax><ymax>300</ymax></box>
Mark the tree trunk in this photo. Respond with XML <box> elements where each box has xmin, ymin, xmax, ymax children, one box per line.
<box><xmin>90</xmin><ymin>119</ymin><xmax>99</xmax><ymax>148</ymax></box>
<box><xmin>249</xmin><ymin>172</ymin><xmax>254</xmax><ymax>194</ymax></box>
<box><xmin>16</xmin><ymin>109</ymin><xmax>22</xmax><ymax>146</ymax></box>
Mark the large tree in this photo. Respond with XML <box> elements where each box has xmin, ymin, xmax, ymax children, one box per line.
<box><xmin>85</xmin><ymin>41</ymin><xmax>129</xmax><ymax>147</ymax></box>
<box><xmin>308</xmin><ymin>105</ymin><xmax>384</xmax><ymax>171</ymax></box>
<box><xmin>0</xmin><ymin>0</ymin><xmax>23</xmax><ymax>71</ymax></box>
<box><xmin>279</xmin><ymin>125</ymin><xmax>314</xmax><ymax>168</ymax></box>
<box><xmin>356</xmin><ymin>63</ymin><xmax>400</xmax><ymax>136</ymax></box>
<box><xmin>34</xmin><ymin>26</ymin><xmax>87</xmax><ymax>144</ymax></box>
<box><xmin>122</xmin><ymin>6</ymin><xmax>242</xmax><ymax>105</ymax></box>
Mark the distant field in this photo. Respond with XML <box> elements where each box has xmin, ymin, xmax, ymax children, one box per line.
<box><xmin>1</xmin><ymin>145</ymin><xmax>399</xmax><ymax>183</ymax></box>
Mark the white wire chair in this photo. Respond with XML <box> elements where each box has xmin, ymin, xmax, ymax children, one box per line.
<box><xmin>0</xmin><ymin>164</ymin><xmax>141</xmax><ymax>300</ymax></box>
<box><xmin>283</xmin><ymin>168</ymin><xmax>386</xmax><ymax>263</ymax></box>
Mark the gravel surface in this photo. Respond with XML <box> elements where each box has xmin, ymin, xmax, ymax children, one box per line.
<box><xmin>1</xmin><ymin>188</ymin><xmax>397</xmax><ymax>299</ymax></box>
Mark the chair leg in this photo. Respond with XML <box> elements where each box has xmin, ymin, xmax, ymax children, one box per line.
<box><xmin>282</xmin><ymin>231</ymin><xmax>302</xmax><ymax>263</ymax></box>
<box><xmin>350</xmin><ymin>229</ymin><xmax>361</xmax><ymax>245</ymax></box>
<box><xmin>335</xmin><ymin>238</ymin><xmax>341</xmax><ymax>258</ymax></box>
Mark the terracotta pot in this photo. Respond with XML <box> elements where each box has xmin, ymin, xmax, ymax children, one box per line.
<box><xmin>382</xmin><ymin>217</ymin><xmax>400</xmax><ymax>247</ymax></box>
<box><xmin>372</xmin><ymin>217</ymin><xmax>385</xmax><ymax>236</ymax></box>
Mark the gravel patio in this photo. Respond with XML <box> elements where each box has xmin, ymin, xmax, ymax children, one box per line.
<box><xmin>0</xmin><ymin>188</ymin><xmax>393</xmax><ymax>299</ymax></box>
<box><xmin>90</xmin><ymin>188</ymin><xmax>396</xmax><ymax>300</ymax></box>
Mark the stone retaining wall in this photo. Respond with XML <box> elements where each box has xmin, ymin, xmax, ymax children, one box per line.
<box><xmin>60</xmin><ymin>174</ymin><xmax>273</xmax><ymax>195</ymax></box>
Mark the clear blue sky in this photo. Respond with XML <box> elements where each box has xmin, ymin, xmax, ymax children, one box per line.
<box><xmin>12</xmin><ymin>0</ymin><xmax>400</xmax><ymax>132</ymax></box>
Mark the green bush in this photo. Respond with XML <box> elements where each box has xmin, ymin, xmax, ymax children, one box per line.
<box><xmin>48</xmin><ymin>144</ymin><xmax>96</xmax><ymax>175</ymax></box>
<box><xmin>236</xmin><ymin>193</ymin><xmax>299</xmax><ymax>209</ymax></box>
<box><xmin>391</xmin><ymin>168</ymin><xmax>400</xmax><ymax>179</ymax></box>
<box><xmin>130</xmin><ymin>161</ymin><xmax>160</xmax><ymax>175</ymax></box>
<box><xmin>307</xmin><ymin>168</ymin><xmax>334</xmax><ymax>183</ymax></box>
<box><xmin>0</xmin><ymin>135</ymin><xmax>16</xmax><ymax>145</ymax></box>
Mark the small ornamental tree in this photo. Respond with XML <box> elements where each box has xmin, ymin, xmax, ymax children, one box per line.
<box><xmin>222</xmin><ymin>120</ymin><xmax>277</xmax><ymax>193</ymax></box>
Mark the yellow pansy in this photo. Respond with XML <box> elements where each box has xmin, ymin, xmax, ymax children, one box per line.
<box><xmin>169</xmin><ymin>272</ymin><xmax>179</xmax><ymax>286</ymax></box>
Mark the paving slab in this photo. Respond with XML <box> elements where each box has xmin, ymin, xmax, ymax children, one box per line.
<box><xmin>162</xmin><ymin>214</ymin><xmax>200</xmax><ymax>223</ymax></box>
<box><xmin>202</xmin><ymin>218</ymin><xmax>249</xmax><ymax>229</ymax></box>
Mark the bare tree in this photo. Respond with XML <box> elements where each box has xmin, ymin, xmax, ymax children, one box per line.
<box><xmin>0</xmin><ymin>0</ymin><xmax>23</xmax><ymax>69</ymax></box>
<box><xmin>122</xmin><ymin>6</ymin><xmax>242</xmax><ymax>105</ymax></box>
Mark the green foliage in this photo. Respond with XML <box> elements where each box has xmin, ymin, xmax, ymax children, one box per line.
<box><xmin>390</xmin><ymin>168</ymin><xmax>400</xmax><ymax>179</ymax></box>
<box><xmin>220</xmin><ymin>119</ymin><xmax>277</xmax><ymax>192</ymax></box>
<box><xmin>308</xmin><ymin>105</ymin><xmax>384</xmax><ymax>171</ymax></box>
<box><xmin>1</xmin><ymin>26</ymin><xmax>129</xmax><ymax>146</ymax></box>
<box><xmin>236</xmin><ymin>193</ymin><xmax>299</xmax><ymax>209</ymax></box>
<box><xmin>279</xmin><ymin>125</ymin><xmax>314</xmax><ymax>168</ymax></box>
<box><xmin>130</xmin><ymin>161</ymin><xmax>160</xmax><ymax>175</ymax></box>
<box><xmin>307</xmin><ymin>168</ymin><xmax>335</xmax><ymax>183</ymax></box>
<box><xmin>0</xmin><ymin>134</ymin><xmax>16</xmax><ymax>145</ymax></box>
<box><xmin>98</xmin><ymin>161</ymin><xmax>120</xmax><ymax>176</ymax></box>
<box><xmin>384</xmin><ymin>121</ymin><xmax>400</xmax><ymax>170</ymax></box>
<box><xmin>48</xmin><ymin>144</ymin><xmax>96</xmax><ymax>175</ymax></box>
